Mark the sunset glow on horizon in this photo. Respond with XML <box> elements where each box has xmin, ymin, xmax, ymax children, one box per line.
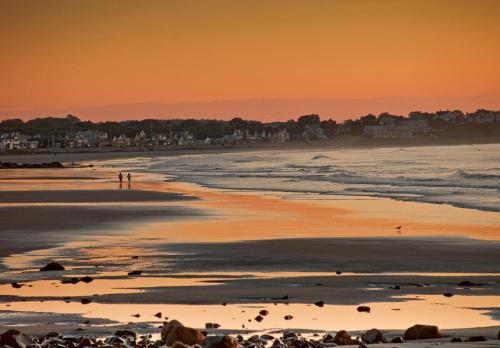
<box><xmin>1</xmin><ymin>0</ymin><xmax>499</xmax><ymax>121</ymax></box>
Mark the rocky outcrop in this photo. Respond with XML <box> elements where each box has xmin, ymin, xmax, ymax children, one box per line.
<box><xmin>39</xmin><ymin>262</ymin><xmax>65</xmax><ymax>271</ymax></box>
<box><xmin>0</xmin><ymin>329</ymin><xmax>37</xmax><ymax>348</ymax></box>
<box><xmin>202</xmin><ymin>335</ymin><xmax>238</xmax><ymax>348</ymax></box>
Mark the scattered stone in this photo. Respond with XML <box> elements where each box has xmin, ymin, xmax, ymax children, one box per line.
<box><xmin>40</xmin><ymin>261</ymin><xmax>65</xmax><ymax>271</ymax></box>
<box><xmin>172</xmin><ymin>342</ymin><xmax>190</xmax><ymax>348</ymax></box>
<box><xmin>451</xmin><ymin>337</ymin><xmax>462</xmax><ymax>342</ymax></box>
<box><xmin>443</xmin><ymin>293</ymin><xmax>454</xmax><ymax>297</ymax></box>
<box><xmin>205</xmin><ymin>323</ymin><xmax>221</xmax><ymax>329</ymax></box>
<box><xmin>467</xmin><ymin>336</ymin><xmax>487</xmax><ymax>342</ymax></box>
<box><xmin>132</xmin><ymin>314</ymin><xmax>141</xmax><ymax>318</ymax></box>
<box><xmin>314</xmin><ymin>301</ymin><xmax>324</xmax><ymax>307</ymax></box>
<box><xmin>259</xmin><ymin>310</ymin><xmax>269</xmax><ymax>316</ymax></box>
<box><xmin>261</xmin><ymin>334</ymin><xmax>274</xmax><ymax>340</ymax></box>
<box><xmin>333</xmin><ymin>330</ymin><xmax>357</xmax><ymax>345</ymax></box>
<box><xmin>284</xmin><ymin>315</ymin><xmax>294</xmax><ymax>320</ymax></box>
<box><xmin>203</xmin><ymin>335</ymin><xmax>238</xmax><ymax>348</ymax></box>
<box><xmin>336</xmin><ymin>271</ymin><xmax>342</xmax><ymax>275</ymax></box>
<box><xmin>78</xmin><ymin>337</ymin><xmax>93</xmax><ymax>348</ymax></box>
<box><xmin>357</xmin><ymin>306</ymin><xmax>370</xmax><ymax>313</ymax></box>
<box><xmin>391</xmin><ymin>336</ymin><xmax>403</xmax><ymax>343</ymax></box>
<box><xmin>80</xmin><ymin>276</ymin><xmax>93</xmax><ymax>283</ymax></box>
<box><xmin>254</xmin><ymin>315</ymin><xmax>264</xmax><ymax>322</ymax></box>
<box><xmin>11</xmin><ymin>282</ymin><xmax>23</xmax><ymax>289</ymax></box>
<box><xmin>361</xmin><ymin>328</ymin><xmax>385</xmax><ymax>344</ymax></box>
<box><xmin>128</xmin><ymin>270</ymin><xmax>142</xmax><ymax>276</ymax></box>
<box><xmin>115</xmin><ymin>329</ymin><xmax>137</xmax><ymax>342</ymax></box>
<box><xmin>282</xmin><ymin>295</ymin><xmax>289</xmax><ymax>300</ymax></box>
<box><xmin>391</xmin><ymin>285</ymin><xmax>401</xmax><ymax>290</ymax></box>
<box><xmin>283</xmin><ymin>332</ymin><xmax>298</xmax><ymax>340</ymax></box>
<box><xmin>80</xmin><ymin>299</ymin><xmax>92</xmax><ymax>305</ymax></box>
<box><xmin>404</xmin><ymin>324</ymin><xmax>441</xmax><ymax>340</ymax></box>
<box><xmin>161</xmin><ymin>320</ymin><xmax>205</xmax><ymax>346</ymax></box>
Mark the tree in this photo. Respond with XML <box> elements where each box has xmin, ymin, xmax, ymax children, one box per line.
<box><xmin>297</xmin><ymin>114</ymin><xmax>320</xmax><ymax>127</ymax></box>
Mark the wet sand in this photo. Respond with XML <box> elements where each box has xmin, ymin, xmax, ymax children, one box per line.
<box><xmin>0</xmin><ymin>155</ymin><xmax>499</xmax><ymax>341</ymax></box>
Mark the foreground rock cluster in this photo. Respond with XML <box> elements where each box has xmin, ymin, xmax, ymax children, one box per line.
<box><xmin>1</xmin><ymin>321</ymin><xmax>499</xmax><ymax>348</ymax></box>
<box><xmin>0</xmin><ymin>161</ymin><xmax>64</xmax><ymax>169</ymax></box>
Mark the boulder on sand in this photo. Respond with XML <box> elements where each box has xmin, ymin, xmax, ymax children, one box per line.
<box><xmin>40</xmin><ymin>262</ymin><xmax>65</xmax><ymax>271</ymax></box>
<box><xmin>0</xmin><ymin>329</ymin><xmax>36</xmax><ymax>348</ymax></box>
<box><xmin>404</xmin><ymin>324</ymin><xmax>441</xmax><ymax>340</ymax></box>
<box><xmin>202</xmin><ymin>335</ymin><xmax>238</xmax><ymax>348</ymax></box>
<box><xmin>161</xmin><ymin>320</ymin><xmax>205</xmax><ymax>346</ymax></box>
<box><xmin>361</xmin><ymin>329</ymin><xmax>386</xmax><ymax>344</ymax></box>
<box><xmin>333</xmin><ymin>330</ymin><xmax>357</xmax><ymax>345</ymax></box>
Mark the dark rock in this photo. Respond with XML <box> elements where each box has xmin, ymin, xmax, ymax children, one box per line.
<box><xmin>282</xmin><ymin>295</ymin><xmax>289</xmax><ymax>300</ymax></box>
<box><xmin>357</xmin><ymin>306</ymin><xmax>370</xmax><ymax>313</ymax></box>
<box><xmin>40</xmin><ymin>262</ymin><xmax>65</xmax><ymax>271</ymax></box>
<box><xmin>205</xmin><ymin>323</ymin><xmax>221</xmax><ymax>329</ymax></box>
<box><xmin>78</xmin><ymin>337</ymin><xmax>93</xmax><ymax>348</ymax></box>
<box><xmin>260</xmin><ymin>334</ymin><xmax>274</xmax><ymax>341</ymax></box>
<box><xmin>284</xmin><ymin>315</ymin><xmax>294</xmax><ymax>320</ymax></box>
<box><xmin>0</xmin><ymin>329</ymin><xmax>36</xmax><ymax>348</ymax></box>
<box><xmin>154</xmin><ymin>312</ymin><xmax>162</xmax><ymax>318</ymax></box>
<box><xmin>450</xmin><ymin>337</ymin><xmax>462</xmax><ymax>342</ymax></box>
<box><xmin>458</xmin><ymin>281</ymin><xmax>482</xmax><ymax>287</ymax></box>
<box><xmin>80</xmin><ymin>276</ymin><xmax>93</xmax><ymax>283</ymax></box>
<box><xmin>80</xmin><ymin>299</ymin><xmax>91</xmax><ymax>305</ymax></box>
<box><xmin>161</xmin><ymin>320</ymin><xmax>205</xmax><ymax>346</ymax></box>
<box><xmin>259</xmin><ymin>310</ymin><xmax>269</xmax><ymax>316</ymax></box>
<box><xmin>391</xmin><ymin>285</ymin><xmax>401</xmax><ymax>290</ymax></box>
<box><xmin>283</xmin><ymin>332</ymin><xmax>298</xmax><ymax>340</ymax></box>
<box><xmin>314</xmin><ymin>301</ymin><xmax>324</xmax><ymax>307</ymax></box>
<box><xmin>333</xmin><ymin>330</ymin><xmax>357</xmax><ymax>345</ymax></box>
<box><xmin>466</xmin><ymin>336</ymin><xmax>486</xmax><ymax>342</ymax></box>
<box><xmin>336</xmin><ymin>271</ymin><xmax>342</xmax><ymax>275</ymax></box>
<box><xmin>254</xmin><ymin>315</ymin><xmax>264</xmax><ymax>322</ymax></box>
<box><xmin>391</xmin><ymin>336</ymin><xmax>403</xmax><ymax>343</ymax></box>
<box><xmin>443</xmin><ymin>293</ymin><xmax>454</xmax><ymax>297</ymax></box>
<box><xmin>404</xmin><ymin>324</ymin><xmax>441</xmax><ymax>340</ymax></box>
<box><xmin>61</xmin><ymin>278</ymin><xmax>80</xmax><ymax>284</ymax></box>
<box><xmin>321</xmin><ymin>333</ymin><xmax>334</xmax><ymax>343</ymax></box>
<box><xmin>128</xmin><ymin>270</ymin><xmax>142</xmax><ymax>276</ymax></box>
<box><xmin>114</xmin><ymin>330</ymin><xmax>137</xmax><ymax>342</ymax></box>
<box><xmin>11</xmin><ymin>282</ymin><xmax>23</xmax><ymax>289</ymax></box>
<box><xmin>173</xmin><ymin>342</ymin><xmax>190</xmax><ymax>348</ymax></box>
<box><xmin>361</xmin><ymin>329</ymin><xmax>385</xmax><ymax>344</ymax></box>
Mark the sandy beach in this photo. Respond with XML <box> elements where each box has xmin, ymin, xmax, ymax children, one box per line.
<box><xmin>1</xmin><ymin>148</ymin><xmax>499</xmax><ymax>346</ymax></box>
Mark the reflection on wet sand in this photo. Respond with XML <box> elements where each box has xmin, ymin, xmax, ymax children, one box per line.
<box><xmin>1</xmin><ymin>295</ymin><xmax>499</xmax><ymax>331</ymax></box>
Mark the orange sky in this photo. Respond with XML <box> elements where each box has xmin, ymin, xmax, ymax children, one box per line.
<box><xmin>0</xmin><ymin>0</ymin><xmax>499</xmax><ymax>121</ymax></box>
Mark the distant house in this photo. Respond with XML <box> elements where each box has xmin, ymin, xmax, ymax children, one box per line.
<box><xmin>302</xmin><ymin>125</ymin><xmax>327</xmax><ymax>140</ymax></box>
<box><xmin>467</xmin><ymin>109</ymin><xmax>497</xmax><ymax>124</ymax></box>
<box><xmin>435</xmin><ymin>110</ymin><xmax>464</xmax><ymax>123</ymax></box>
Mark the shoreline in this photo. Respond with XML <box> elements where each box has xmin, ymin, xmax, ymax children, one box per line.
<box><xmin>0</xmin><ymin>154</ymin><xmax>499</xmax><ymax>340</ymax></box>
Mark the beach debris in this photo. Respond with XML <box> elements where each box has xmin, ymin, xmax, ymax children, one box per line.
<box><xmin>254</xmin><ymin>315</ymin><xmax>264</xmax><ymax>322</ymax></box>
<box><xmin>205</xmin><ymin>323</ymin><xmax>221</xmax><ymax>329</ymax></box>
<box><xmin>357</xmin><ymin>305</ymin><xmax>371</xmax><ymax>313</ymax></box>
<box><xmin>10</xmin><ymin>282</ymin><xmax>23</xmax><ymax>289</ymax></box>
<box><xmin>132</xmin><ymin>314</ymin><xmax>141</xmax><ymax>318</ymax></box>
<box><xmin>333</xmin><ymin>330</ymin><xmax>358</xmax><ymax>345</ymax></box>
<box><xmin>284</xmin><ymin>315</ymin><xmax>294</xmax><ymax>320</ymax></box>
<box><xmin>161</xmin><ymin>320</ymin><xmax>205</xmax><ymax>346</ymax></box>
<box><xmin>61</xmin><ymin>277</ymin><xmax>80</xmax><ymax>284</ymax></box>
<box><xmin>443</xmin><ymin>292</ymin><xmax>454</xmax><ymax>297</ymax></box>
<box><xmin>80</xmin><ymin>299</ymin><xmax>92</xmax><ymax>305</ymax></box>
<box><xmin>361</xmin><ymin>328</ymin><xmax>386</xmax><ymax>344</ymax></box>
<box><xmin>391</xmin><ymin>336</ymin><xmax>404</xmax><ymax>343</ymax></box>
<box><xmin>128</xmin><ymin>270</ymin><xmax>142</xmax><ymax>276</ymax></box>
<box><xmin>259</xmin><ymin>309</ymin><xmax>269</xmax><ymax>316</ymax></box>
<box><xmin>467</xmin><ymin>336</ymin><xmax>487</xmax><ymax>342</ymax></box>
<box><xmin>0</xmin><ymin>329</ymin><xmax>36</xmax><ymax>348</ymax></box>
<box><xmin>458</xmin><ymin>280</ymin><xmax>483</xmax><ymax>287</ymax></box>
<box><xmin>314</xmin><ymin>301</ymin><xmax>324</xmax><ymax>307</ymax></box>
<box><xmin>80</xmin><ymin>276</ymin><xmax>94</xmax><ymax>283</ymax></box>
<box><xmin>404</xmin><ymin>324</ymin><xmax>441</xmax><ymax>340</ymax></box>
<box><xmin>40</xmin><ymin>261</ymin><xmax>65</xmax><ymax>271</ymax></box>
<box><xmin>202</xmin><ymin>335</ymin><xmax>238</xmax><ymax>348</ymax></box>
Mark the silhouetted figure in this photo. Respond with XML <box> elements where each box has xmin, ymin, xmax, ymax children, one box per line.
<box><xmin>127</xmin><ymin>172</ymin><xmax>131</xmax><ymax>184</ymax></box>
<box><xmin>118</xmin><ymin>172</ymin><xmax>123</xmax><ymax>183</ymax></box>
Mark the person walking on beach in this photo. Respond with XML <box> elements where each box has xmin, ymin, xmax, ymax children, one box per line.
<box><xmin>127</xmin><ymin>172</ymin><xmax>132</xmax><ymax>184</ymax></box>
<box><xmin>118</xmin><ymin>172</ymin><xmax>123</xmax><ymax>183</ymax></box>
